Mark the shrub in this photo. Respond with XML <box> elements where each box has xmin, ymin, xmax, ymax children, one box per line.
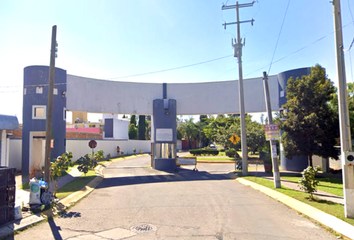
<box><xmin>106</xmin><ymin>153</ymin><xmax>111</xmax><ymax>160</ymax></box>
<box><xmin>298</xmin><ymin>166</ymin><xmax>319</xmax><ymax>200</ymax></box>
<box><xmin>133</xmin><ymin>148</ymin><xmax>136</xmax><ymax>154</ymax></box>
<box><xmin>225</xmin><ymin>149</ymin><xmax>240</xmax><ymax>158</ymax></box>
<box><xmin>139</xmin><ymin>149</ymin><xmax>143</xmax><ymax>154</ymax></box>
<box><xmin>190</xmin><ymin>149</ymin><xmax>219</xmax><ymax>156</ymax></box>
<box><xmin>77</xmin><ymin>154</ymin><xmax>98</xmax><ymax>176</ymax></box>
<box><xmin>94</xmin><ymin>149</ymin><xmax>105</xmax><ymax>162</ymax></box>
<box><xmin>50</xmin><ymin>152</ymin><xmax>73</xmax><ymax>197</ymax></box>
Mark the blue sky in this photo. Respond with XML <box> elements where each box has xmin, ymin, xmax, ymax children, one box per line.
<box><xmin>1</xmin><ymin>0</ymin><xmax>354</xmax><ymax>123</ymax></box>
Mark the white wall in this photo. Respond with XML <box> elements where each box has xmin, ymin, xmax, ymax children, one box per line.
<box><xmin>9</xmin><ymin>138</ymin><xmax>152</xmax><ymax>171</ymax></box>
<box><xmin>66</xmin><ymin>139</ymin><xmax>151</xmax><ymax>161</ymax></box>
<box><xmin>9</xmin><ymin>139</ymin><xmax>22</xmax><ymax>171</ymax></box>
<box><xmin>67</xmin><ymin>74</ymin><xmax>280</xmax><ymax>115</ymax></box>
<box><xmin>113</xmin><ymin>119</ymin><xmax>129</xmax><ymax>140</ymax></box>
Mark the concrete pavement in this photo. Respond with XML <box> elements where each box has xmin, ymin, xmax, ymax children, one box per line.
<box><xmin>0</xmin><ymin>155</ymin><xmax>353</xmax><ymax>239</ymax></box>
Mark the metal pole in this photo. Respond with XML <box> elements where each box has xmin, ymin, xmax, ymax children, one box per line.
<box><xmin>332</xmin><ymin>0</ymin><xmax>354</xmax><ymax>218</ymax></box>
<box><xmin>235</xmin><ymin>3</ymin><xmax>248</xmax><ymax>175</ymax></box>
<box><xmin>44</xmin><ymin>25</ymin><xmax>57</xmax><ymax>182</ymax></box>
<box><xmin>263</xmin><ymin>72</ymin><xmax>281</xmax><ymax>188</ymax></box>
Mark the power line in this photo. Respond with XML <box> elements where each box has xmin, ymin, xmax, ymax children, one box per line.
<box><xmin>244</xmin><ymin>20</ymin><xmax>354</xmax><ymax>77</ymax></box>
<box><xmin>268</xmin><ymin>0</ymin><xmax>291</xmax><ymax>75</ymax></box>
<box><xmin>106</xmin><ymin>54</ymin><xmax>233</xmax><ymax>80</ymax></box>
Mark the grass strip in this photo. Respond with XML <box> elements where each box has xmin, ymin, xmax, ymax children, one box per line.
<box><xmin>280</xmin><ymin>176</ymin><xmax>343</xmax><ymax>197</ymax></box>
<box><xmin>242</xmin><ymin>176</ymin><xmax>354</xmax><ymax>226</ymax></box>
<box><xmin>55</xmin><ymin>170</ymin><xmax>96</xmax><ymax>200</ymax></box>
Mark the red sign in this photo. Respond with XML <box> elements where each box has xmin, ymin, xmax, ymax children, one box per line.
<box><xmin>88</xmin><ymin>140</ymin><xmax>97</xmax><ymax>149</ymax></box>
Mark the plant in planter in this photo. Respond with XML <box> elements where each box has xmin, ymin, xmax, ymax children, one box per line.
<box><xmin>132</xmin><ymin>148</ymin><xmax>136</xmax><ymax>154</ymax></box>
<box><xmin>260</xmin><ymin>151</ymin><xmax>272</xmax><ymax>173</ymax></box>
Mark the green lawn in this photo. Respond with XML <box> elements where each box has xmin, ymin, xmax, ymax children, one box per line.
<box><xmin>280</xmin><ymin>176</ymin><xmax>343</xmax><ymax>197</ymax></box>
<box><xmin>55</xmin><ymin>170</ymin><xmax>97</xmax><ymax>200</ymax></box>
<box><xmin>242</xmin><ymin>176</ymin><xmax>354</xmax><ymax>227</ymax></box>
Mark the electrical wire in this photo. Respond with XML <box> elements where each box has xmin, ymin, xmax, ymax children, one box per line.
<box><xmin>106</xmin><ymin>54</ymin><xmax>233</xmax><ymax>80</ymax></box>
<box><xmin>346</xmin><ymin>0</ymin><xmax>354</xmax><ymax>51</ymax></box>
<box><xmin>268</xmin><ymin>0</ymin><xmax>291</xmax><ymax>75</ymax></box>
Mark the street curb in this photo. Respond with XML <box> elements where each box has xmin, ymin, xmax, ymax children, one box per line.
<box><xmin>237</xmin><ymin>178</ymin><xmax>354</xmax><ymax>240</ymax></box>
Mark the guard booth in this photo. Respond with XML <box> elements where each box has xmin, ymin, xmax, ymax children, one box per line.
<box><xmin>152</xmin><ymin>99</ymin><xmax>177</xmax><ymax>172</ymax></box>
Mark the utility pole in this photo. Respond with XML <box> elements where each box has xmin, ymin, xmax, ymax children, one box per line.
<box><xmin>222</xmin><ymin>1</ymin><xmax>254</xmax><ymax>176</ymax></box>
<box><xmin>44</xmin><ymin>25</ymin><xmax>57</xmax><ymax>182</ymax></box>
<box><xmin>263</xmin><ymin>72</ymin><xmax>281</xmax><ymax>188</ymax></box>
<box><xmin>332</xmin><ymin>0</ymin><xmax>354</xmax><ymax>218</ymax></box>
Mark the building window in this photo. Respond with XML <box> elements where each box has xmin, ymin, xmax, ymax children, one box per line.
<box><xmin>32</xmin><ymin>105</ymin><xmax>46</xmax><ymax>119</ymax></box>
<box><xmin>24</xmin><ymin>88</ymin><xmax>27</xmax><ymax>95</ymax></box>
<box><xmin>36</xmin><ymin>87</ymin><xmax>43</xmax><ymax>94</ymax></box>
<box><xmin>54</xmin><ymin>88</ymin><xmax>58</xmax><ymax>95</ymax></box>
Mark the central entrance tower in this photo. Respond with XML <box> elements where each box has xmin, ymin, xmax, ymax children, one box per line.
<box><xmin>152</xmin><ymin>98</ymin><xmax>177</xmax><ymax>171</ymax></box>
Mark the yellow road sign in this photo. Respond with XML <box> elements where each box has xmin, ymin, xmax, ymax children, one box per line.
<box><xmin>229</xmin><ymin>134</ymin><xmax>240</xmax><ymax>145</ymax></box>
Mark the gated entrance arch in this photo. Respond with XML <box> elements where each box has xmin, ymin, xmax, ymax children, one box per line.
<box><xmin>22</xmin><ymin>66</ymin><xmax>311</xmax><ymax>177</ymax></box>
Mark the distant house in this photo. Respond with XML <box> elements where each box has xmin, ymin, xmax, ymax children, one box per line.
<box><xmin>0</xmin><ymin>114</ymin><xmax>19</xmax><ymax>167</ymax></box>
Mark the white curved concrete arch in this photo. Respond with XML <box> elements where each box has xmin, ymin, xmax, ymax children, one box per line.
<box><xmin>66</xmin><ymin>74</ymin><xmax>280</xmax><ymax>115</ymax></box>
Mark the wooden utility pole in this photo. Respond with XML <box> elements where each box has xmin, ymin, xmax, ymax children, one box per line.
<box><xmin>263</xmin><ymin>71</ymin><xmax>281</xmax><ymax>188</ymax></box>
<box><xmin>44</xmin><ymin>25</ymin><xmax>57</xmax><ymax>182</ymax></box>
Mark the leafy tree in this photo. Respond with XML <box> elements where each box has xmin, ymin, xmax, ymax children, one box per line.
<box><xmin>145</xmin><ymin>118</ymin><xmax>151</xmax><ymax>140</ymax></box>
<box><xmin>246</xmin><ymin>120</ymin><xmax>266</xmax><ymax>154</ymax></box>
<box><xmin>281</xmin><ymin>64</ymin><xmax>339</xmax><ymax>167</ymax></box>
<box><xmin>50</xmin><ymin>152</ymin><xmax>73</xmax><ymax>197</ymax></box>
<box><xmin>138</xmin><ymin>115</ymin><xmax>146</xmax><ymax>140</ymax></box>
<box><xmin>130</xmin><ymin>115</ymin><xmax>137</xmax><ymax>127</ymax></box>
<box><xmin>128</xmin><ymin>124</ymin><xmax>138</xmax><ymax>139</ymax></box>
<box><xmin>298</xmin><ymin>166</ymin><xmax>319</xmax><ymax>200</ymax></box>
<box><xmin>179</xmin><ymin>118</ymin><xmax>198</xmax><ymax>149</ymax></box>
<box><xmin>329</xmin><ymin>82</ymin><xmax>354</xmax><ymax>140</ymax></box>
<box><xmin>77</xmin><ymin>153</ymin><xmax>97</xmax><ymax>176</ymax></box>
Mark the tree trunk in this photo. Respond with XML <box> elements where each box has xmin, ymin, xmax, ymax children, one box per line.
<box><xmin>308</xmin><ymin>155</ymin><xmax>313</xmax><ymax>167</ymax></box>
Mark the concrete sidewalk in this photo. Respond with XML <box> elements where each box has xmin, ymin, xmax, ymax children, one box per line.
<box><xmin>261</xmin><ymin>175</ymin><xmax>344</xmax><ymax>205</ymax></box>
<box><xmin>0</xmin><ymin>166</ymin><xmax>89</xmax><ymax>238</ymax></box>
<box><xmin>13</xmin><ymin>167</ymin><xmax>83</xmax><ymax>209</ymax></box>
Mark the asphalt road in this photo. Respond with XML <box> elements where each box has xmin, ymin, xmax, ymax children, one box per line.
<box><xmin>8</xmin><ymin>155</ymin><xmax>337</xmax><ymax>240</ymax></box>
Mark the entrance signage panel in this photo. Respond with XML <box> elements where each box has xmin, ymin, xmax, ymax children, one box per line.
<box><xmin>156</xmin><ymin>128</ymin><xmax>173</xmax><ymax>142</ymax></box>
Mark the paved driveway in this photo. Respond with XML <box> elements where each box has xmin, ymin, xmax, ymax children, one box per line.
<box><xmin>8</xmin><ymin>155</ymin><xmax>337</xmax><ymax>240</ymax></box>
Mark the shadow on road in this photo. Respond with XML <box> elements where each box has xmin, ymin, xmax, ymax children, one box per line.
<box><xmin>96</xmin><ymin>169</ymin><xmax>236</xmax><ymax>190</ymax></box>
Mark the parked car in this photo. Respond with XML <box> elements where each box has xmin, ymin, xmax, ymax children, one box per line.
<box><xmin>210</xmin><ymin>143</ymin><xmax>216</xmax><ymax>148</ymax></box>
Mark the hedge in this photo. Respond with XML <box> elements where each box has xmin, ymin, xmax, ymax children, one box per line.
<box><xmin>190</xmin><ymin>149</ymin><xmax>219</xmax><ymax>156</ymax></box>
<box><xmin>225</xmin><ymin>149</ymin><xmax>240</xmax><ymax>158</ymax></box>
